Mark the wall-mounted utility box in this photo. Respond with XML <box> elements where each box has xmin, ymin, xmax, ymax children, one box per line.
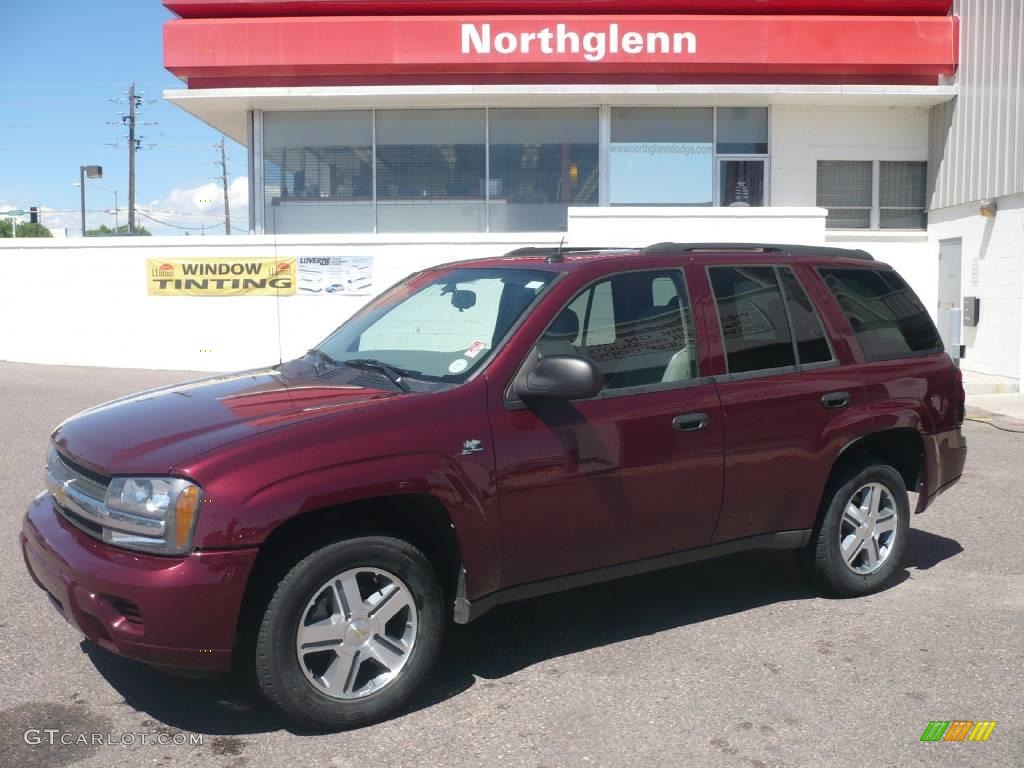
<box><xmin>963</xmin><ymin>296</ymin><xmax>980</xmax><ymax>327</ymax></box>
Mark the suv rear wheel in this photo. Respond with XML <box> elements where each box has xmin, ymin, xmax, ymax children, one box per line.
<box><xmin>806</xmin><ymin>462</ymin><xmax>910</xmax><ymax>597</ymax></box>
<box><xmin>255</xmin><ymin>536</ymin><xmax>444</xmax><ymax>730</ymax></box>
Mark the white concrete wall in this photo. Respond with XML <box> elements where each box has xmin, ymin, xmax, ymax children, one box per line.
<box><xmin>567</xmin><ymin>206</ymin><xmax>828</xmax><ymax>246</ymax></box>
<box><xmin>771</xmin><ymin>105</ymin><xmax>931</xmax><ymax>207</ymax></box>
<box><xmin>927</xmin><ymin>193</ymin><xmax>1024</xmax><ymax>389</ymax></box>
<box><xmin>0</xmin><ymin>233</ymin><xmax>560</xmax><ymax>372</ymax></box>
<box><xmin>0</xmin><ymin>209</ymin><xmax>944</xmax><ymax>374</ymax></box>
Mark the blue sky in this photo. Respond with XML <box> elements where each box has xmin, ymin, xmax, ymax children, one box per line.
<box><xmin>1</xmin><ymin>0</ymin><xmax>248</xmax><ymax>235</ymax></box>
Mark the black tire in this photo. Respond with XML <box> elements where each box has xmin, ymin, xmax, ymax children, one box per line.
<box><xmin>255</xmin><ymin>536</ymin><xmax>444</xmax><ymax>730</ymax></box>
<box><xmin>805</xmin><ymin>461</ymin><xmax>910</xmax><ymax>597</ymax></box>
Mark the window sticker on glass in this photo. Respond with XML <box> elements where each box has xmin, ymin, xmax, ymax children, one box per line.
<box><xmin>525</xmin><ymin>281</ymin><xmax>546</xmax><ymax>290</ymax></box>
<box><xmin>465</xmin><ymin>341</ymin><xmax>488</xmax><ymax>358</ymax></box>
<box><xmin>448</xmin><ymin>359</ymin><xmax>470</xmax><ymax>374</ymax></box>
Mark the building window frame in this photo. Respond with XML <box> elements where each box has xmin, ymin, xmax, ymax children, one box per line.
<box><xmin>818</xmin><ymin>159</ymin><xmax>927</xmax><ymax>231</ymax></box>
<box><xmin>716</xmin><ymin>156</ymin><xmax>771</xmax><ymax>207</ymax></box>
<box><xmin>260</xmin><ymin>105</ymin><xmax>774</xmax><ymax>234</ymax></box>
<box><xmin>713</xmin><ymin>106</ymin><xmax>771</xmax><ymax>207</ymax></box>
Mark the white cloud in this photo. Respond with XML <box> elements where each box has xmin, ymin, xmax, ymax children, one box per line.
<box><xmin>142</xmin><ymin>177</ymin><xmax>249</xmax><ymax>234</ymax></box>
<box><xmin>3</xmin><ymin>178</ymin><xmax>251</xmax><ymax>238</ymax></box>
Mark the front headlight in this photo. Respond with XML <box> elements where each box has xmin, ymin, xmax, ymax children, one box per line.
<box><xmin>104</xmin><ymin>476</ymin><xmax>202</xmax><ymax>555</ymax></box>
<box><xmin>46</xmin><ymin>444</ymin><xmax>202</xmax><ymax>556</ymax></box>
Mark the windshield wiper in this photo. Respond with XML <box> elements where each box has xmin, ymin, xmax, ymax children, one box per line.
<box><xmin>343</xmin><ymin>358</ymin><xmax>414</xmax><ymax>392</ymax></box>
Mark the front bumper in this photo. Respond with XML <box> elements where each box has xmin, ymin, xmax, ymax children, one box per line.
<box><xmin>20</xmin><ymin>492</ymin><xmax>258</xmax><ymax>672</ymax></box>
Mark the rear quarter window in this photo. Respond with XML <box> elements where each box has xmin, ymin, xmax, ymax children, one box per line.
<box><xmin>818</xmin><ymin>267</ymin><xmax>943</xmax><ymax>361</ymax></box>
<box><xmin>710</xmin><ymin>266</ymin><xmax>796</xmax><ymax>373</ymax></box>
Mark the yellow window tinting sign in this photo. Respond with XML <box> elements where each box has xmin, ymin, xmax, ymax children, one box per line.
<box><xmin>147</xmin><ymin>258</ymin><xmax>297</xmax><ymax>297</ymax></box>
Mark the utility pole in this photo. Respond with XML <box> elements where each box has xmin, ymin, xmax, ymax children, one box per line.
<box><xmin>127</xmin><ymin>82</ymin><xmax>138</xmax><ymax>234</ymax></box>
<box><xmin>109</xmin><ymin>84</ymin><xmax>153</xmax><ymax>235</ymax></box>
<box><xmin>218</xmin><ymin>138</ymin><xmax>232</xmax><ymax>235</ymax></box>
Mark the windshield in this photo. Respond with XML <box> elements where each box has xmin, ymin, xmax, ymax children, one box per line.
<box><xmin>316</xmin><ymin>267</ymin><xmax>556</xmax><ymax>381</ymax></box>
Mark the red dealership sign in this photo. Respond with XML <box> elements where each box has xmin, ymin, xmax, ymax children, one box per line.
<box><xmin>164</xmin><ymin>0</ymin><xmax>954</xmax><ymax>17</ymax></box>
<box><xmin>165</xmin><ymin>14</ymin><xmax>958</xmax><ymax>86</ymax></box>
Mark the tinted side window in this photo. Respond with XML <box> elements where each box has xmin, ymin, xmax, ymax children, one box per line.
<box><xmin>710</xmin><ymin>266</ymin><xmax>795</xmax><ymax>373</ymax></box>
<box><xmin>778</xmin><ymin>268</ymin><xmax>833</xmax><ymax>365</ymax></box>
<box><xmin>819</xmin><ymin>268</ymin><xmax>942</xmax><ymax>361</ymax></box>
<box><xmin>537</xmin><ymin>270</ymin><xmax>699</xmax><ymax>390</ymax></box>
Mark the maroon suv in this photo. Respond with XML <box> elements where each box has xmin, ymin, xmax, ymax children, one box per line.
<box><xmin>21</xmin><ymin>243</ymin><xmax>966</xmax><ymax>729</ymax></box>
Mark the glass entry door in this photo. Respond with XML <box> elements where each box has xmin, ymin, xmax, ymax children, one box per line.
<box><xmin>719</xmin><ymin>159</ymin><xmax>766</xmax><ymax>207</ymax></box>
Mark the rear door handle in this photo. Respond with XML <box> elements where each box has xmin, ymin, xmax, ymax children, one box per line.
<box><xmin>822</xmin><ymin>391</ymin><xmax>851</xmax><ymax>409</ymax></box>
<box><xmin>673</xmin><ymin>412</ymin><xmax>709</xmax><ymax>432</ymax></box>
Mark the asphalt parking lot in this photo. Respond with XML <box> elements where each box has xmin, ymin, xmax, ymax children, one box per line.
<box><xmin>0</xmin><ymin>361</ymin><xmax>1021</xmax><ymax>768</ymax></box>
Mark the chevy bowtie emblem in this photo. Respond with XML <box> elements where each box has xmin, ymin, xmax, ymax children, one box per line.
<box><xmin>55</xmin><ymin>481</ymin><xmax>69</xmax><ymax>508</ymax></box>
<box><xmin>462</xmin><ymin>439</ymin><xmax>484</xmax><ymax>455</ymax></box>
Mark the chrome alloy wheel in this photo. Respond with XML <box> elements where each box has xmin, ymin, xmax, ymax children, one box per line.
<box><xmin>839</xmin><ymin>482</ymin><xmax>899</xmax><ymax>575</ymax></box>
<box><xmin>295</xmin><ymin>567</ymin><xmax>418</xmax><ymax>700</ymax></box>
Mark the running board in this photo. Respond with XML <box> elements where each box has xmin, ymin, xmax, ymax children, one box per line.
<box><xmin>454</xmin><ymin>529</ymin><xmax>811</xmax><ymax>624</ymax></box>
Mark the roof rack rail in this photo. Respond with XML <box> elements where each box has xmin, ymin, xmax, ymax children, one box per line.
<box><xmin>644</xmin><ymin>242</ymin><xmax>874</xmax><ymax>261</ymax></box>
<box><xmin>503</xmin><ymin>246</ymin><xmax>635</xmax><ymax>258</ymax></box>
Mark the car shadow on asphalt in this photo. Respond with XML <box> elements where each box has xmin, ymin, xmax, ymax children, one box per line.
<box><xmin>82</xmin><ymin>527</ymin><xmax>962</xmax><ymax>736</ymax></box>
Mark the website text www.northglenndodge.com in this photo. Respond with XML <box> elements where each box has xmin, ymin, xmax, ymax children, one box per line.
<box><xmin>462</xmin><ymin>23</ymin><xmax>698</xmax><ymax>61</ymax></box>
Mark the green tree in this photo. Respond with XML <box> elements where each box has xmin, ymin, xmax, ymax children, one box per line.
<box><xmin>86</xmin><ymin>224</ymin><xmax>152</xmax><ymax>236</ymax></box>
<box><xmin>0</xmin><ymin>220</ymin><xmax>53</xmax><ymax>238</ymax></box>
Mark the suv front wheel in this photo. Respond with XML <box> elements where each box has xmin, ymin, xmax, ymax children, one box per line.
<box><xmin>806</xmin><ymin>462</ymin><xmax>910</xmax><ymax>597</ymax></box>
<box><xmin>255</xmin><ymin>536</ymin><xmax>444</xmax><ymax>730</ymax></box>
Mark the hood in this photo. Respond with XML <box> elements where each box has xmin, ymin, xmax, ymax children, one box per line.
<box><xmin>52</xmin><ymin>359</ymin><xmax>404</xmax><ymax>476</ymax></box>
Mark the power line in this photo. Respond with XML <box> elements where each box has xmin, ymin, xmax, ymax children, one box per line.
<box><xmin>21</xmin><ymin>208</ymin><xmax>244</xmax><ymax>216</ymax></box>
<box><xmin>5</xmin><ymin>82</ymin><xmax>141</xmax><ymax>89</ymax></box>
<box><xmin>138</xmin><ymin>211</ymin><xmax>225</xmax><ymax>231</ymax></box>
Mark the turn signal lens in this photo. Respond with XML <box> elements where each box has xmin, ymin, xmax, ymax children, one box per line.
<box><xmin>175</xmin><ymin>484</ymin><xmax>200</xmax><ymax>549</ymax></box>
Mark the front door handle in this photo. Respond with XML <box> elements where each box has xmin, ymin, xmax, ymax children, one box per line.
<box><xmin>673</xmin><ymin>412</ymin><xmax>709</xmax><ymax>432</ymax></box>
<box><xmin>822</xmin><ymin>391</ymin><xmax>851</xmax><ymax>409</ymax></box>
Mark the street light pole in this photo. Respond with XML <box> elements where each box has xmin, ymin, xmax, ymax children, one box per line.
<box><xmin>78</xmin><ymin>165</ymin><xmax>103</xmax><ymax>237</ymax></box>
<box><xmin>80</xmin><ymin>166</ymin><xmax>86</xmax><ymax>237</ymax></box>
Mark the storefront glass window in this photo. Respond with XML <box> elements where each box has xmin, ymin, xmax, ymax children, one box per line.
<box><xmin>716</xmin><ymin>108</ymin><xmax>769</xmax><ymax>154</ymax></box>
<box><xmin>488</xmin><ymin>108</ymin><xmax>599</xmax><ymax>232</ymax></box>
<box><xmin>375</xmin><ymin>110</ymin><xmax>486</xmax><ymax>233</ymax></box>
<box><xmin>264</xmin><ymin>111</ymin><xmax>373</xmax><ymax>234</ymax></box>
<box><xmin>610</xmin><ymin>108</ymin><xmax>714</xmax><ymax>205</ymax></box>
<box><xmin>261</xmin><ymin>106</ymin><xmax>776</xmax><ymax>234</ymax></box>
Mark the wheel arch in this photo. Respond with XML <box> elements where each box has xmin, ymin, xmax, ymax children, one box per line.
<box><xmin>234</xmin><ymin>492</ymin><xmax>463</xmax><ymax>667</ymax></box>
<box><xmin>815</xmin><ymin>427</ymin><xmax>924</xmax><ymax>530</ymax></box>
<box><xmin>836</xmin><ymin>427</ymin><xmax>924</xmax><ymax>489</ymax></box>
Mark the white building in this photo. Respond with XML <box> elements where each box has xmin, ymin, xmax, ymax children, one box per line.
<box><xmin>1</xmin><ymin>0</ymin><xmax>1020</xmax><ymax>387</ymax></box>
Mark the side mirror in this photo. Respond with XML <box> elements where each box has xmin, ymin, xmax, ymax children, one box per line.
<box><xmin>515</xmin><ymin>355</ymin><xmax>604</xmax><ymax>401</ymax></box>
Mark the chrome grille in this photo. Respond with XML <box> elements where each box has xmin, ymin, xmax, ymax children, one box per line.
<box><xmin>46</xmin><ymin>448</ymin><xmax>167</xmax><ymax>543</ymax></box>
<box><xmin>48</xmin><ymin>450</ymin><xmax>110</xmax><ymax>543</ymax></box>
<box><xmin>50</xmin><ymin>451</ymin><xmax>109</xmax><ymax>499</ymax></box>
